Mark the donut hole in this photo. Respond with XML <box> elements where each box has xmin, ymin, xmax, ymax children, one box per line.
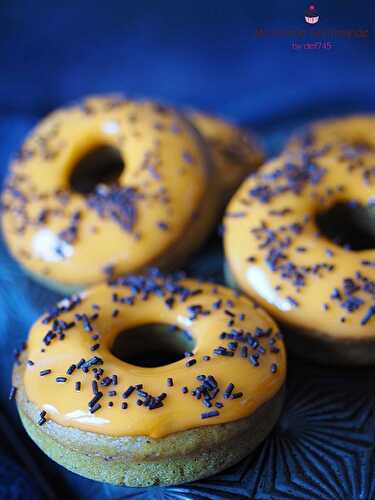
<box><xmin>69</xmin><ymin>145</ymin><xmax>124</xmax><ymax>194</ymax></box>
<box><xmin>110</xmin><ymin>323</ymin><xmax>196</xmax><ymax>367</ymax></box>
<box><xmin>316</xmin><ymin>202</ymin><xmax>375</xmax><ymax>251</ymax></box>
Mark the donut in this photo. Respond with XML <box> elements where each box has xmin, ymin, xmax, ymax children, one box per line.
<box><xmin>12</xmin><ymin>270</ymin><xmax>286</xmax><ymax>486</ymax></box>
<box><xmin>1</xmin><ymin>96</ymin><xmax>222</xmax><ymax>294</ymax></box>
<box><xmin>188</xmin><ymin>110</ymin><xmax>264</xmax><ymax>200</ymax></box>
<box><xmin>224</xmin><ymin>146</ymin><xmax>375</xmax><ymax>365</ymax></box>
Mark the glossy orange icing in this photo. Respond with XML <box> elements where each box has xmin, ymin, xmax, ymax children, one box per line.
<box><xmin>225</xmin><ymin>144</ymin><xmax>375</xmax><ymax>339</ymax></box>
<box><xmin>2</xmin><ymin>97</ymin><xmax>209</xmax><ymax>287</ymax></box>
<box><xmin>22</xmin><ymin>276</ymin><xmax>285</xmax><ymax>438</ymax></box>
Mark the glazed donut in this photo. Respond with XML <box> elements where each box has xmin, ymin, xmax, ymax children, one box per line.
<box><xmin>1</xmin><ymin>96</ymin><xmax>222</xmax><ymax>294</ymax></box>
<box><xmin>224</xmin><ymin>146</ymin><xmax>375</xmax><ymax>365</ymax></box>
<box><xmin>12</xmin><ymin>270</ymin><xmax>286</xmax><ymax>486</ymax></box>
<box><xmin>188</xmin><ymin>110</ymin><xmax>264</xmax><ymax>200</ymax></box>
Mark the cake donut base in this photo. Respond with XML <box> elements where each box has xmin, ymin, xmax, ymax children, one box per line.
<box><xmin>14</xmin><ymin>360</ymin><xmax>284</xmax><ymax>487</ymax></box>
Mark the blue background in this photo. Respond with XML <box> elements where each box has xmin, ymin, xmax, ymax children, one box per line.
<box><xmin>0</xmin><ymin>1</ymin><xmax>374</xmax><ymax>498</ymax></box>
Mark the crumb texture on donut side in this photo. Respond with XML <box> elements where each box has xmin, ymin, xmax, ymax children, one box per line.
<box><xmin>16</xmin><ymin>383</ymin><xmax>284</xmax><ymax>486</ymax></box>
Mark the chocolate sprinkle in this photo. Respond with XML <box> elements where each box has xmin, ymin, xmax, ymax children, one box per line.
<box><xmin>9</xmin><ymin>386</ymin><xmax>17</xmax><ymax>401</ymax></box>
<box><xmin>201</xmin><ymin>410</ymin><xmax>220</xmax><ymax>419</ymax></box>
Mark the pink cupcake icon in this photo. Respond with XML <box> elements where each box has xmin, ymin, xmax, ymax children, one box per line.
<box><xmin>305</xmin><ymin>4</ymin><xmax>319</xmax><ymax>24</ymax></box>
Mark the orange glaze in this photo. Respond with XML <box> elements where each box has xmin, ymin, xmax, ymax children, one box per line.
<box><xmin>22</xmin><ymin>276</ymin><xmax>286</xmax><ymax>438</ymax></box>
<box><xmin>224</xmin><ymin>146</ymin><xmax>375</xmax><ymax>339</ymax></box>
<box><xmin>2</xmin><ymin>97</ymin><xmax>209</xmax><ymax>287</ymax></box>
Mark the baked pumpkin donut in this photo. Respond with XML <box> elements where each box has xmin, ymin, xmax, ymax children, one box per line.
<box><xmin>1</xmin><ymin>96</ymin><xmax>222</xmax><ymax>294</ymax></box>
<box><xmin>224</xmin><ymin>147</ymin><xmax>375</xmax><ymax>366</ymax></box>
<box><xmin>12</xmin><ymin>270</ymin><xmax>286</xmax><ymax>486</ymax></box>
<box><xmin>188</xmin><ymin>111</ymin><xmax>264</xmax><ymax>200</ymax></box>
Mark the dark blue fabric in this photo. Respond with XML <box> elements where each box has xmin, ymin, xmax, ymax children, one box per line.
<box><xmin>0</xmin><ymin>1</ymin><xmax>374</xmax><ymax>498</ymax></box>
<box><xmin>1</xmin><ymin>1</ymin><xmax>374</xmax><ymax>123</ymax></box>
<box><xmin>0</xmin><ymin>449</ymin><xmax>44</xmax><ymax>500</ymax></box>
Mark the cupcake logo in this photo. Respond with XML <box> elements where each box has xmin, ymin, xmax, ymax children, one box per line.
<box><xmin>305</xmin><ymin>4</ymin><xmax>319</xmax><ymax>24</ymax></box>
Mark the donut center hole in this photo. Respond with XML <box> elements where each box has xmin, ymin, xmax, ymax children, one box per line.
<box><xmin>69</xmin><ymin>145</ymin><xmax>124</xmax><ymax>194</ymax></box>
<box><xmin>316</xmin><ymin>202</ymin><xmax>375</xmax><ymax>251</ymax></box>
<box><xmin>110</xmin><ymin>323</ymin><xmax>196</xmax><ymax>367</ymax></box>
